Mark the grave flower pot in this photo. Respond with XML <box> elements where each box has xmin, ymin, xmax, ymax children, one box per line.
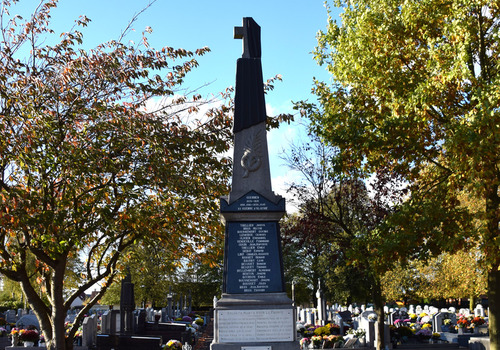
<box><xmin>11</xmin><ymin>335</ymin><xmax>19</xmax><ymax>346</ymax></box>
<box><xmin>24</xmin><ymin>341</ymin><xmax>35</xmax><ymax>347</ymax></box>
<box><xmin>458</xmin><ymin>328</ymin><xmax>464</xmax><ymax>335</ymax></box>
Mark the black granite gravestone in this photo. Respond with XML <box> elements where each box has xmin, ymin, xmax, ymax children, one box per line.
<box><xmin>120</xmin><ymin>272</ymin><xmax>135</xmax><ymax>335</ymax></box>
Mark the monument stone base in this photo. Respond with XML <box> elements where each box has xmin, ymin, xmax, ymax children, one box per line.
<box><xmin>211</xmin><ymin>293</ymin><xmax>299</xmax><ymax>350</ymax></box>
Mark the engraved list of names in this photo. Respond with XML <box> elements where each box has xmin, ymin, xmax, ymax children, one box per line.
<box><xmin>224</xmin><ymin>221</ymin><xmax>283</xmax><ymax>294</ymax></box>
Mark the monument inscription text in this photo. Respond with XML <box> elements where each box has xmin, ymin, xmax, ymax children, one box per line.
<box><xmin>224</xmin><ymin>222</ymin><xmax>283</xmax><ymax>293</ymax></box>
<box><xmin>217</xmin><ymin>309</ymin><xmax>294</xmax><ymax>343</ymax></box>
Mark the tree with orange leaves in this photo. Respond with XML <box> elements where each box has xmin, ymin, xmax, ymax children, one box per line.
<box><xmin>0</xmin><ymin>1</ymin><xmax>232</xmax><ymax>349</ymax></box>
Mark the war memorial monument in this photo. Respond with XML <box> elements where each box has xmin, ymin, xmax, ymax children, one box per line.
<box><xmin>210</xmin><ymin>17</ymin><xmax>299</xmax><ymax>350</ymax></box>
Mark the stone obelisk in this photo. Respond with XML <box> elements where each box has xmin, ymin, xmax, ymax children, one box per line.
<box><xmin>210</xmin><ymin>17</ymin><xmax>299</xmax><ymax>350</ymax></box>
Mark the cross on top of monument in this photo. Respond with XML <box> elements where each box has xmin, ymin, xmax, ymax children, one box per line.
<box><xmin>234</xmin><ymin>17</ymin><xmax>261</xmax><ymax>59</ymax></box>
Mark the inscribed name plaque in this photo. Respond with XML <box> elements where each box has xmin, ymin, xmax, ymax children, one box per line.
<box><xmin>224</xmin><ymin>222</ymin><xmax>284</xmax><ymax>294</ymax></box>
<box><xmin>221</xmin><ymin>191</ymin><xmax>285</xmax><ymax>213</ymax></box>
<box><xmin>217</xmin><ymin>309</ymin><xmax>294</xmax><ymax>342</ymax></box>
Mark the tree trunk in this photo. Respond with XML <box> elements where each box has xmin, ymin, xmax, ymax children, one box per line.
<box><xmin>489</xmin><ymin>267</ymin><xmax>499</xmax><ymax>350</ymax></box>
<box><xmin>485</xmin><ymin>183</ymin><xmax>499</xmax><ymax>350</ymax></box>
<box><xmin>50</xmin><ymin>261</ymin><xmax>70</xmax><ymax>350</ymax></box>
<box><xmin>373</xmin><ymin>278</ymin><xmax>385</xmax><ymax>350</ymax></box>
<box><xmin>469</xmin><ymin>295</ymin><xmax>475</xmax><ymax>311</ymax></box>
<box><xmin>49</xmin><ymin>298</ymin><xmax>68</xmax><ymax>350</ymax></box>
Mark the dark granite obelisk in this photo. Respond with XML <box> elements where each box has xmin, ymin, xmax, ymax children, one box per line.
<box><xmin>211</xmin><ymin>18</ymin><xmax>299</xmax><ymax>350</ymax></box>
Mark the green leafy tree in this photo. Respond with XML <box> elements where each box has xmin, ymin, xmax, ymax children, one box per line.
<box><xmin>380</xmin><ymin>261</ymin><xmax>426</xmax><ymax>304</ymax></box>
<box><xmin>417</xmin><ymin>248</ymin><xmax>488</xmax><ymax>306</ymax></box>
<box><xmin>100</xmin><ymin>252</ymin><xmax>223</xmax><ymax>310</ymax></box>
<box><xmin>304</xmin><ymin>0</ymin><xmax>499</xmax><ymax>348</ymax></box>
<box><xmin>0</xmin><ymin>1</ymin><xmax>232</xmax><ymax>349</ymax></box>
<box><xmin>280</xmin><ymin>214</ymin><xmax>318</xmax><ymax>307</ymax></box>
<box><xmin>281</xmin><ymin>135</ymin><xmax>399</xmax><ymax>315</ymax></box>
<box><xmin>0</xmin><ymin>277</ymin><xmax>25</xmax><ymax>309</ymax></box>
<box><xmin>382</xmin><ymin>248</ymin><xmax>487</xmax><ymax>309</ymax></box>
<box><xmin>121</xmin><ymin>241</ymin><xmax>178</xmax><ymax>308</ymax></box>
<box><xmin>174</xmin><ymin>259</ymin><xmax>223</xmax><ymax>309</ymax></box>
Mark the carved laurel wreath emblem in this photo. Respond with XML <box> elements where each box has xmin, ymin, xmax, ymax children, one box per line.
<box><xmin>241</xmin><ymin>129</ymin><xmax>263</xmax><ymax>178</ymax></box>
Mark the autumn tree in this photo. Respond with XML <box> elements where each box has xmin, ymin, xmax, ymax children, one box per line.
<box><xmin>281</xmin><ymin>135</ymin><xmax>400</xmax><ymax>315</ymax></box>
<box><xmin>280</xmin><ymin>136</ymin><xmax>349</xmax><ymax>304</ymax></box>
<box><xmin>0</xmin><ymin>1</ymin><xmax>232</xmax><ymax>349</ymax></box>
<box><xmin>382</xmin><ymin>248</ymin><xmax>488</xmax><ymax>309</ymax></box>
<box><xmin>304</xmin><ymin>0</ymin><xmax>499</xmax><ymax>349</ymax></box>
<box><xmin>380</xmin><ymin>262</ymin><xmax>425</xmax><ymax>305</ymax></box>
<box><xmin>417</xmin><ymin>248</ymin><xmax>488</xmax><ymax>306</ymax></box>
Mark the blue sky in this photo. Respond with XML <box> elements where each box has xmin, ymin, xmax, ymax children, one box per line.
<box><xmin>16</xmin><ymin>0</ymin><xmax>342</xmax><ymax>210</ymax></box>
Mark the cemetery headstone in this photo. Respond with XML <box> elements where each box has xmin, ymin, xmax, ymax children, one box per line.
<box><xmin>400</xmin><ymin>310</ymin><xmax>409</xmax><ymax>321</ymax></box>
<box><xmin>102</xmin><ymin>310</ymin><xmax>119</xmax><ymax>335</ymax></box>
<box><xmin>6</xmin><ymin>310</ymin><xmax>16</xmax><ymax>324</ymax></box>
<box><xmin>433</xmin><ymin>312</ymin><xmax>448</xmax><ymax>333</ymax></box>
<box><xmin>338</xmin><ymin>311</ymin><xmax>352</xmax><ymax>333</ymax></box>
<box><xmin>299</xmin><ymin>308</ymin><xmax>305</xmax><ymax>323</ymax></box>
<box><xmin>359</xmin><ymin>311</ymin><xmax>377</xmax><ymax>349</ymax></box>
<box><xmin>136</xmin><ymin>309</ymin><xmax>147</xmax><ymax>334</ymax></box>
<box><xmin>82</xmin><ymin>314</ymin><xmax>97</xmax><ymax>348</ymax></box>
<box><xmin>408</xmin><ymin>305</ymin><xmax>415</xmax><ymax>315</ymax></box>
<box><xmin>296</xmin><ymin>306</ymin><xmax>301</xmax><ymax>322</ymax></box>
<box><xmin>389</xmin><ymin>310</ymin><xmax>400</xmax><ymax>326</ymax></box>
<box><xmin>475</xmin><ymin>305</ymin><xmax>485</xmax><ymax>317</ymax></box>
<box><xmin>147</xmin><ymin>308</ymin><xmax>154</xmax><ymax>323</ymax></box>
<box><xmin>211</xmin><ymin>17</ymin><xmax>297</xmax><ymax>350</ymax></box>
<box><xmin>101</xmin><ymin>311</ymin><xmax>110</xmax><ymax>334</ymax></box>
<box><xmin>327</xmin><ymin>306</ymin><xmax>334</xmax><ymax>322</ymax></box>
<box><xmin>16</xmin><ymin>314</ymin><xmax>39</xmax><ymax>329</ymax></box>
<box><xmin>338</xmin><ymin>311</ymin><xmax>352</xmax><ymax>322</ymax></box>
<box><xmin>316</xmin><ymin>280</ymin><xmax>326</xmax><ymax>326</ymax></box>
<box><xmin>65</xmin><ymin>310</ymin><xmax>76</xmax><ymax>323</ymax></box>
<box><xmin>167</xmin><ymin>287</ymin><xmax>173</xmax><ymax>320</ymax></box>
<box><xmin>334</xmin><ymin>313</ymin><xmax>343</xmax><ymax>331</ymax></box>
<box><xmin>415</xmin><ymin>305</ymin><xmax>422</xmax><ymax>315</ymax></box>
<box><xmin>120</xmin><ymin>273</ymin><xmax>135</xmax><ymax>335</ymax></box>
<box><xmin>449</xmin><ymin>311</ymin><xmax>457</xmax><ymax>325</ymax></box>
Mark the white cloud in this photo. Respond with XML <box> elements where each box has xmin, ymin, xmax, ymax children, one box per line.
<box><xmin>272</xmin><ymin>171</ymin><xmax>302</xmax><ymax>214</ymax></box>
